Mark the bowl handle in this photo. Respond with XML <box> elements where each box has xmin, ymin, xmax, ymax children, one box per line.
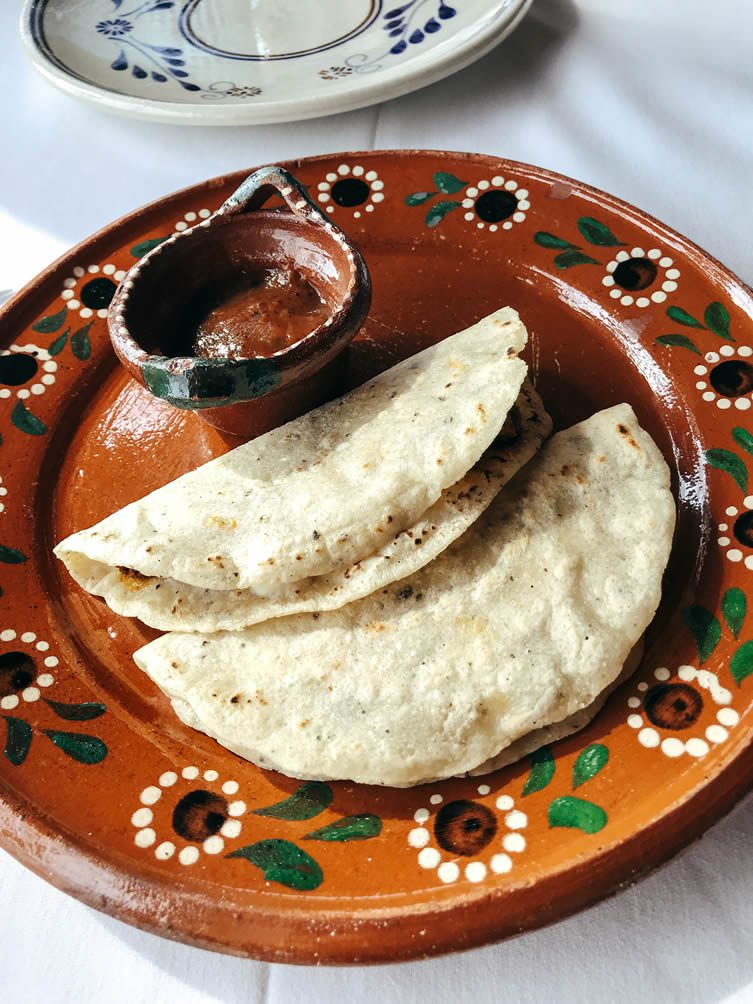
<box><xmin>214</xmin><ymin>166</ymin><xmax>331</xmax><ymax>230</ymax></box>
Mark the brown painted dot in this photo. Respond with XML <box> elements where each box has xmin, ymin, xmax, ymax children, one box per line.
<box><xmin>474</xmin><ymin>189</ymin><xmax>517</xmax><ymax>223</ymax></box>
<box><xmin>434</xmin><ymin>799</ymin><xmax>497</xmax><ymax>856</ymax></box>
<box><xmin>0</xmin><ymin>353</ymin><xmax>38</xmax><ymax>386</ymax></box>
<box><xmin>709</xmin><ymin>360</ymin><xmax>753</xmax><ymax>398</ymax></box>
<box><xmin>613</xmin><ymin>256</ymin><xmax>657</xmax><ymax>291</ymax></box>
<box><xmin>172</xmin><ymin>789</ymin><xmax>228</xmax><ymax>842</ymax></box>
<box><xmin>644</xmin><ymin>683</ymin><xmax>703</xmax><ymax>730</ymax></box>
<box><xmin>733</xmin><ymin>510</ymin><xmax>753</xmax><ymax>547</ymax></box>
<box><xmin>0</xmin><ymin>651</ymin><xmax>36</xmax><ymax>698</ymax></box>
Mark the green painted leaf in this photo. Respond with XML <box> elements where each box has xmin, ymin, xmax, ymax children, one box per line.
<box><xmin>534</xmin><ymin>232</ymin><xmax>580</xmax><ymax>250</ymax></box>
<box><xmin>227</xmin><ymin>838</ymin><xmax>323</xmax><ymax>890</ymax></box>
<box><xmin>683</xmin><ymin>605</ymin><xmax>722</xmax><ymax>664</ymax></box>
<box><xmin>43</xmin><ymin>730</ymin><xmax>108</xmax><ymax>764</ymax></box>
<box><xmin>432</xmin><ymin>171</ymin><xmax>466</xmax><ymax>195</ymax></box>
<box><xmin>425</xmin><ymin>200</ymin><xmax>462</xmax><ymax>228</ymax></box>
<box><xmin>655</xmin><ymin>334</ymin><xmax>700</xmax><ymax>355</ymax></box>
<box><xmin>577</xmin><ymin>217</ymin><xmax>623</xmax><ymax>247</ymax></box>
<box><xmin>722</xmin><ymin>588</ymin><xmax>747</xmax><ymax>639</ymax></box>
<box><xmin>253</xmin><ymin>780</ymin><xmax>333</xmax><ymax>820</ymax></box>
<box><xmin>705</xmin><ymin>301</ymin><xmax>733</xmax><ymax>341</ymax></box>
<box><xmin>44</xmin><ymin>699</ymin><xmax>106</xmax><ymax>722</ymax></box>
<box><xmin>130</xmin><ymin>236</ymin><xmax>168</xmax><ymax>258</ymax></box>
<box><xmin>304</xmin><ymin>814</ymin><xmax>382</xmax><ymax>842</ymax></box>
<box><xmin>11</xmin><ymin>400</ymin><xmax>47</xmax><ymax>436</ymax></box>
<box><xmin>548</xmin><ymin>796</ymin><xmax>607</xmax><ymax>834</ymax></box>
<box><xmin>405</xmin><ymin>191</ymin><xmax>435</xmax><ymax>206</ymax></box>
<box><xmin>3</xmin><ymin>716</ymin><xmax>32</xmax><ymax>766</ymax></box>
<box><xmin>572</xmin><ymin>744</ymin><xmax>609</xmax><ymax>789</ymax></box>
<box><xmin>0</xmin><ymin>545</ymin><xmax>27</xmax><ymax>564</ymax></box>
<box><xmin>71</xmin><ymin>322</ymin><xmax>93</xmax><ymax>360</ymax></box>
<box><xmin>732</xmin><ymin>427</ymin><xmax>753</xmax><ymax>457</ymax></box>
<box><xmin>32</xmin><ymin>307</ymin><xmax>68</xmax><ymax>333</ymax></box>
<box><xmin>730</xmin><ymin>641</ymin><xmax>753</xmax><ymax>685</ymax></box>
<box><xmin>522</xmin><ymin>745</ymin><xmax>555</xmax><ymax>796</ymax></box>
<box><xmin>553</xmin><ymin>250</ymin><xmax>600</xmax><ymax>270</ymax></box>
<box><xmin>48</xmin><ymin>328</ymin><xmax>70</xmax><ymax>356</ymax></box>
<box><xmin>666</xmin><ymin>305</ymin><xmax>704</xmax><ymax>328</ymax></box>
<box><xmin>705</xmin><ymin>448</ymin><xmax>748</xmax><ymax>491</ymax></box>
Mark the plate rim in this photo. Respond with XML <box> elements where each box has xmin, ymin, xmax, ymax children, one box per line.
<box><xmin>19</xmin><ymin>0</ymin><xmax>534</xmax><ymax>126</ymax></box>
<box><xmin>2</xmin><ymin>149</ymin><xmax>753</xmax><ymax>964</ymax></box>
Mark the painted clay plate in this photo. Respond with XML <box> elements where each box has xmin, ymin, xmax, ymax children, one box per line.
<box><xmin>2</xmin><ymin>150</ymin><xmax>753</xmax><ymax>965</ymax></box>
<box><xmin>20</xmin><ymin>0</ymin><xmax>532</xmax><ymax>125</ymax></box>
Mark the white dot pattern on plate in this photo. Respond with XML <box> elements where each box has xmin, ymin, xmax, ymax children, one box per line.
<box><xmin>155</xmin><ymin>841</ymin><xmax>175</xmax><ymax>861</ymax></box>
<box><xmin>505</xmin><ymin>810</ymin><xmax>527</xmax><ymax>830</ymax></box>
<box><xmin>438</xmin><ymin>862</ymin><xmax>459</xmax><ymax>884</ymax></box>
<box><xmin>179</xmin><ymin>846</ymin><xmax>200</xmax><ymax>866</ymax></box>
<box><xmin>408</xmin><ymin>827</ymin><xmax>429</xmax><ymax>848</ymax></box>
<box><xmin>639</xmin><ymin>727</ymin><xmax>660</xmax><ymax>748</ymax></box>
<box><xmin>491</xmin><ymin>853</ymin><xmax>512</xmax><ymax>874</ymax></box>
<box><xmin>503</xmin><ymin>833</ymin><xmax>526</xmax><ymax>853</ymax></box>
<box><xmin>465</xmin><ymin>861</ymin><xmax>487</xmax><ymax>882</ymax></box>
<box><xmin>407</xmin><ymin>788</ymin><xmax>527</xmax><ymax>884</ymax></box>
<box><xmin>718</xmin><ymin>708</ymin><xmax>739</xmax><ymax>727</ymax></box>
<box><xmin>418</xmin><ymin>847</ymin><xmax>441</xmax><ymax>869</ymax></box>
<box><xmin>628</xmin><ymin>664</ymin><xmax>740</xmax><ymax>759</ymax></box>
<box><xmin>131</xmin><ymin>808</ymin><xmax>153</xmax><ymax>827</ymax></box>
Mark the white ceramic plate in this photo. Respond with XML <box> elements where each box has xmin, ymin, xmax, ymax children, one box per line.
<box><xmin>20</xmin><ymin>0</ymin><xmax>533</xmax><ymax>126</ymax></box>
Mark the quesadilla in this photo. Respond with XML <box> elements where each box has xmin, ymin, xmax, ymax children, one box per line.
<box><xmin>134</xmin><ymin>405</ymin><xmax>675</xmax><ymax>786</ymax></box>
<box><xmin>56</xmin><ymin>307</ymin><xmax>531</xmax><ymax>611</ymax></box>
<box><xmin>60</xmin><ymin>383</ymin><xmax>550</xmax><ymax>631</ymax></box>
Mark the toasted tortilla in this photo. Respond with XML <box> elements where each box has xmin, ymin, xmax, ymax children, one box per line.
<box><xmin>55</xmin><ymin>307</ymin><xmax>529</xmax><ymax>601</ymax></box>
<box><xmin>60</xmin><ymin>383</ymin><xmax>550</xmax><ymax>631</ymax></box>
<box><xmin>135</xmin><ymin>405</ymin><xmax>675</xmax><ymax>787</ymax></box>
<box><xmin>467</xmin><ymin>639</ymin><xmax>644</xmax><ymax>775</ymax></box>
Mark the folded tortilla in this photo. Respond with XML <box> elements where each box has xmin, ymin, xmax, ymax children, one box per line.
<box><xmin>467</xmin><ymin>639</ymin><xmax>644</xmax><ymax>775</ymax></box>
<box><xmin>60</xmin><ymin>383</ymin><xmax>550</xmax><ymax>631</ymax></box>
<box><xmin>134</xmin><ymin>405</ymin><xmax>676</xmax><ymax>787</ymax></box>
<box><xmin>55</xmin><ymin>307</ymin><xmax>529</xmax><ymax>602</ymax></box>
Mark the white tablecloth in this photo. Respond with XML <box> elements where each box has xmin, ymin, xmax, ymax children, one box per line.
<box><xmin>2</xmin><ymin>2</ymin><xmax>753</xmax><ymax>1000</ymax></box>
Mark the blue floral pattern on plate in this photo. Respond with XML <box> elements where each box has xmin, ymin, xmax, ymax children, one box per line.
<box><xmin>24</xmin><ymin>0</ymin><xmax>527</xmax><ymax>122</ymax></box>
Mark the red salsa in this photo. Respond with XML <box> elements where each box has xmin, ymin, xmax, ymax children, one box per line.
<box><xmin>191</xmin><ymin>268</ymin><xmax>329</xmax><ymax>359</ymax></box>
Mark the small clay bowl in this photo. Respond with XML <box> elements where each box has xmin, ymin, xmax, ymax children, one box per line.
<box><xmin>108</xmin><ymin>166</ymin><xmax>371</xmax><ymax>438</ymax></box>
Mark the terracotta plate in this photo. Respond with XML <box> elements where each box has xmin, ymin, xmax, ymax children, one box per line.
<box><xmin>2</xmin><ymin>151</ymin><xmax>753</xmax><ymax>965</ymax></box>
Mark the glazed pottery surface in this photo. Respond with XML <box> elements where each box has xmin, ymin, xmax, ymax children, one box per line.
<box><xmin>20</xmin><ymin>0</ymin><xmax>533</xmax><ymax>125</ymax></box>
<box><xmin>109</xmin><ymin>166</ymin><xmax>371</xmax><ymax>437</ymax></box>
<box><xmin>1</xmin><ymin>151</ymin><xmax>753</xmax><ymax>964</ymax></box>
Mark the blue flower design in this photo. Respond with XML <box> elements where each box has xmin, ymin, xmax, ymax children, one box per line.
<box><xmin>346</xmin><ymin>1</ymin><xmax>459</xmax><ymax>71</ymax></box>
<box><xmin>96</xmin><ymin>18</ymin><xmax>133</xmax><ymax>38</ymax></box>
<box><xmin>95</xmin><ymin>4</ymin><xmax>201</xmax><ymax>92</ymax></box>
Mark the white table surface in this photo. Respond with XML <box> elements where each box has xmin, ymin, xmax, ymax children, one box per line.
<box><xmin>2</xmin><ymin>1</ymin><xmax>753</xmax><ymax>1001</ymax></box>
